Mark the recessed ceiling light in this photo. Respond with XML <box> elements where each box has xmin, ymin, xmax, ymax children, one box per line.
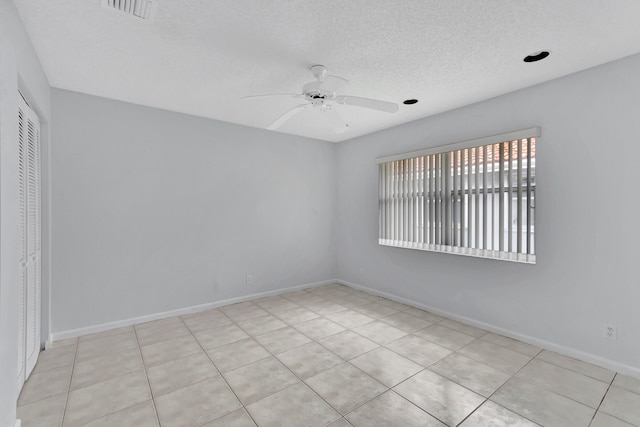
<box><xmin>523</xmin><ymin>51</ymin><xmax>550</xmax><ymax>63</ymax></box>
<box><xmin>403</xmin><ymin>99</ymin><xmax>418</xmax><ymax>105</ymax></box>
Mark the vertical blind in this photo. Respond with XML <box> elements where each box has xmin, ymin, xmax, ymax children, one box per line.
<box><xmin>377</xmin><ymin>127</ymin><xmax>539</xmax><ymax>263</ymax></box>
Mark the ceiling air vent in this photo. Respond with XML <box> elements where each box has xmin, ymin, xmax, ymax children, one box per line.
<box><xmin>101</xmin><ymin>0</ymin><xmax>158</xmax><ymax>22</ymax></box>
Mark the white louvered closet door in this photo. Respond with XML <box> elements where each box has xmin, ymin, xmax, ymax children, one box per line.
<box><xmin>17</xmin><ymin>97</ymin><xmax>27</xmax><ymax>389</ymax></box>
<box><xmin>17</xmin><ymin>92</ymin><xmax>41</xmax><ymax>386</ymax></box>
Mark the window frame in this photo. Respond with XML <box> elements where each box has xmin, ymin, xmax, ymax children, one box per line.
<box><xmin>376</xmin><ymin>127</ymin><xmax>539</xmax><ymax>264</ymax></box>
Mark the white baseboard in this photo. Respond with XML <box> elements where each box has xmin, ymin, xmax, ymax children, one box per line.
<box><xmin>44</xmin><ymin>334</ymin><xmax>53</xmax><ymax>350</ymax></box>
<box><xmin>49</xmin><ymin>276</ymin><xmax>640</xmax><ymax>379</ymax></box>
<box><xmin>51</xmin><ymin>279</ymin><xmax>337</xmax><ymax>341</ymax></box>
<box><xmin>336</xmin><ymin>279</ymin><xmax>640</xmax><ymax>379</ymax></box>
<box><xmin>14</xmin><ymin>419</ymin><xmax>21</xmax><ymax>427</ymax></box>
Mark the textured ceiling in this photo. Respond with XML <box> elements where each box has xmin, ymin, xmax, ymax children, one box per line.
<box><xmin>12</xmin><ymin>0</ymin><xmax>640</xmax><ymax>142</ymax></box>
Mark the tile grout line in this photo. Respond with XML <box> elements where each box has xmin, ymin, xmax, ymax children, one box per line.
<box><xmin>74</xmin><ymin>288</ymin><xmax>342</xmax><ymax>425</ymax></box>
<box><xmin>379</xmin><ymin>328</ymin><xmax>473</xmax><ymax>371</ymax></box>
<box><xmin>286</xmin><ymin>290</ymin><xmax>422</xmax><ymax>421</ymax></box>
<box><xmin>534</xmin><ymin>351</ymin><xmax>617</xmax><ymax>384</ymax></box>
<box><xmin>207</xmin><ymin>289</ymin><xmax>390</xmax><ymax>424</ymax></box>
<box><xmin>334</xmin><ymin>369</ymin><xmax>422</xmax><ymax>423</ymax></box>
<box><xmin>451</xmin><ymin>333</ymin><xmax>538</xmax><ymax>376</ymax></box>
<box><xmin>335</xmin><ymin>314</ymin><xmax>515</xmax><ymax>425</ymax></box>
<box><xmin>48</xmin><ymin>330</ymin><xmax>156</xmax><ymax>424</ymax></box>
<box><xmin>315</xmin><ymin>333</ymin><xmax>378</xmax><ymax>362</ymax></box>
<box><xmin>228</xmin><ymin>290</ymin><xmax>355</xmax><ymax>423</ymax></box>
<box><xmin>182</xmin><ymin>314</ymin><xmax>262</xmax><ymax>427</ymax></box>
<box><xmin>587</xmin><ymin>373</ymin><xmax>616</xmax><ymax>427</ymax></box>
<box><xmin>37</xmin><ymin>284</ymin><xmax>629</xmax><ymax>427</ymax></box>
<box><xmin>375</xmin><ymin>336</ymin><xmax>544</xmax><ymax>427</ymax></box>
<box><xmin>59</xmin><ymin>339</ymin><xmax>78</xmax><ymax>427</ymax></box>
<box><xmin>14</xmin><ymin>347</ymin><xmax>76</xmax><ymax>408</ymax></box>
<box><xmin>139</xmin><ymin>312</ymin><xmax>235</xmax><ymax>394</ymax></box>
<box><xmin>135</xmin><ymin>320</ymin><xmax>193</xmax><ymax>348</ymax></box>
<box><xmin>275</xmin><ymin>321</ymin><xmax>388</xmax><ymax>422</ymax></box>
<box><xmin>381</xmin><ymin>363</ymin><xmax>451</xmax><ymax>424</ymax></box>
<box><xmin>28</xmin><ymin>343</ymin><xmax>77</xmax><ymax>375</ymax></box>
<box><xmin>219</xmin><ymin>297</ymin><xmax>353</xmax><ymax>423</ymax></box>
<box><xmin>454</xmin><ymin>349</ymin><xmax>545</xmax><ymax>427</ymax></box>
<box><xmin>132</xmin><ymin>325</ymin><xmax>162</xmax><ymax>427</ymax></box>
<box><xmin>299</xmin><ymin>360</ymin><xmax>390</xmax><ymax>419</ymax></box>
<box><xmin>508</xmin><ymin>349</ymin><xmax>617</xmax><ymax>412</ymax></box>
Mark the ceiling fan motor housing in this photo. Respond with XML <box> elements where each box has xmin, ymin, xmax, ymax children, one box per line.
<box><xmin>302</xmin><ymin>81</ymin><xmax>325</xmax><ymax>97</ymax></box>
<box><xmin>310</xmin><ymin>64</ymin><xmax>328</xmax><ymax>81</ymax></box>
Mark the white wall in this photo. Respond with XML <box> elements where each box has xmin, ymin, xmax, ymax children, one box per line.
<box><xmin>0</xmin><ymin>0</ymin><xmax>51</xmax><ymax>425</ymax></box>
<box><xmin>50</xmin><ymin>89</ymin><xmax>336</xmax><ymax>334</ymax></box>
<box><xmin>5</xmin><ymin>13</ymin><xmax>640</xmax><ymax>427</ymax></box>
<box><xmin>336</xmin><ymin>53</ymin><xmax>640</xmax><ymax>376</ymax></box>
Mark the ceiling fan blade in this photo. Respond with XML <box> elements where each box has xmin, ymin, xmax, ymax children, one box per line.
<box><xmin>318</xmin><ymin>75</ymin><xmax>348</xmax><ymax>92</ymax></box>
<box><xmin>242</xmin><ymin>93</ymin><xmax>301</xmax><ymax>100</ymax></box>
<box><xmin>267</xmin><ymin>104</ymin><xmax>309</xmax><ymax>130</ymax></box>
<box><xmin>323</xmin><ymin>108</ymin><xmax>349</xmax><ymax>134</ymax></box>
<box><xmin>335</xmin><ymin>95</ymin><xmax>399</xmax><ymax>113</ymax></box>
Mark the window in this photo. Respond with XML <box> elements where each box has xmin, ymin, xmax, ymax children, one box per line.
<box><xmin>377</xmin><ymin>127</ymin><xmax>538</xmax><ymax>263</ymax></box>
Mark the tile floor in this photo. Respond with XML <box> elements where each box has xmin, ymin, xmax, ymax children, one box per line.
<box><xmin>17</xmin><ymin>283</ymin><xmax>640</xmax><ymax>427</ymax></box>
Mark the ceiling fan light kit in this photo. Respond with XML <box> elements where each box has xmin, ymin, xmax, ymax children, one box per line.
<box><xmin>244</xmin><ymin>65</ymin><xmax>399</xmax><ymax>133</ymax></box>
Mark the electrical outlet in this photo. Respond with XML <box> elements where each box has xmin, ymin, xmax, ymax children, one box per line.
<box><xmin>604</xmin><ymin>324</ymin><xmax>617</xmax><ymax>340</ymax></box>
<box><xmin>246</xmin><ymin>275</ymin><xmax>253</xmax><ymax>285</ymax></box>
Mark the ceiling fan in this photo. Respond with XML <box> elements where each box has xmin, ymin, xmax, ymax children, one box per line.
<box><xmin>243</xmin><ymin>65</ymin><xmax>399</xmax><ymax>133</ymax></box>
